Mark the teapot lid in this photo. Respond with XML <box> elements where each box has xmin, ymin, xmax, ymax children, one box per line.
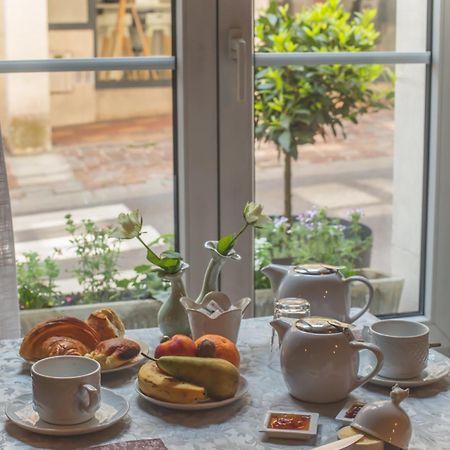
<box><xmin>295</xmin><ymin>316</ymin><xmax>353</xmax><ymax>335</ymax></box>
<box><xmin>293</xmin><ymin>264</ymin><xmax>343</xmax><ymax>275</ymax></box>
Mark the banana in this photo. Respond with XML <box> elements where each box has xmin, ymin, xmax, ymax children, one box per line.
<box><xmin>138</xmin><ymin>361</ymin><xmax>207</xmax><ymax>404</ymax></box>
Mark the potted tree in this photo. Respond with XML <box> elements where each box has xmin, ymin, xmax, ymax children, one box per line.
<box><xmin>255</xmin><ymin>0</ymin><xmax>393</xmax><ymax>219</ymax></box>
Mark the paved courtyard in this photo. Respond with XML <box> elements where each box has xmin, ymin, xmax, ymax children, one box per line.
<box><xmin>5</xmin><ymin>109</ymin><xmax>395</xmax><ymax>293</ymax></box>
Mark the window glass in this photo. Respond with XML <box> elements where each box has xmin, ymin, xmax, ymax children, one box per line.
<box><xmin>95</xmin><ymin>0</ymin><xmax>172</xmax><ymax>85</ymax></box>
<box><xmin>1</xmin><ymin>71</ymin><xmax>174</xmax><ymax>329</ymax></box>
<box><xmin>253</xmin><ymin>0</ymin><xmax>428</xmax><ymax>318</ymax></box>
<box><xmin>254</xmin><ymin>0</ymin><xmax>427</xmax><ymax>53</ymax></box>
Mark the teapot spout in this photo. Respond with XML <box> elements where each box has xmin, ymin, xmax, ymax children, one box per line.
<box><xmin>270</xmin><ymin>318</ymin><xmax>291</xmax><ymax>344</ymax></box>
<box><xmin>261</xmin><ymin>264</ymin><xmax>289</xmax><ymax>295</ymax></box>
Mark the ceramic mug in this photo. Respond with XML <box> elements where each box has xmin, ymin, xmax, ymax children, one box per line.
<box><xmin>31</xmin><ymin>356</ymin><xmax>101</xmax><ymax>425</ymax></box>
<box><xmin>370</xmin><ymin>320</ymin><xmax>429</xmax><ymax>379</ymax></box>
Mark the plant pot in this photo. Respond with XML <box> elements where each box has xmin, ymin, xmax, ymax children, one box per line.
<box><xmin>19</xmin><ymin>299</ymin><xmax>162</xmax><ymax>337</ymax></box>
<box><xmin>254</xmin><ymin>288</ymin><xmax>275</xmax><ymax>318</ymax></box>
<box><xmin>338</xmin><ymin>218</ymin><xmax>373</xmax><ymax>268</ymax></box>
<box><xmin>350</xmin><ymin>268</ymin><xmax>404</xmax><ymax>316</ymax></box>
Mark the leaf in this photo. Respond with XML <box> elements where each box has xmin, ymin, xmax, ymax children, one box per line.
<box><xmin>146</xmin><ymin>250</ymin><xmax>161</xmax><ymax>266</ymax></box>
<box><xmin>116</xmin><ymin>279</ymin><xmax>130</xmax><ymax>289</ymax></box>
<box><xmin>278</xmin><ymin>130</ymin><xmax>292</xmax><ymax>153</ymax></box>
<box><xmin>159</xmin><ymin>258</ymin><xmax>181</xmax><ymax>273</ymax></box>
<box><xmin>134</xmin><ymin>264</ymin><xmax>151</xmax><ymax>273</ymax></box>
<box><xmin>217</xmin><ymin>234</ymin><xmax>235</xmax><ymax>256</ymax></box>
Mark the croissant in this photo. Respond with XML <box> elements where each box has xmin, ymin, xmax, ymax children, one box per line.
<box><xmin>40</xmin><ymin>336</ymin><xmax>90</xmax><ymax>357</ymax></box>
<box><xmin>86</xmin><ymin>337</ymin><xmax>140</xmax><ymax>370</ymax></box>
<box><xmin>20</xmin><ymin>317</ymin><xmax>100</xmax><ymax>361</ymax></box>
<box><xmin>86</xmin><ymin>308</ymin><xmax>125</xmax><ymax>341</ymax></box>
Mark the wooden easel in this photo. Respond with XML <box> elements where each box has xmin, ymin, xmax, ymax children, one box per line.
<box><xmin>100</xmin><ymin>0</ymin><xmax>155</xmax><ymax>81</ymax></box>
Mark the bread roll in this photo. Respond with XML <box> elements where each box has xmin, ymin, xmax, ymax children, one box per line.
<box><xmin>86</xmin><ymin>308</ymin><xmax>125</xmax><ymax>341</ymax></box>
<box><xmin>86</xmin><ymin>337</ymin><xmax>140</xmax><ymax>370</ymax></box>
<box><xmin>20</xmin><ymin>317</ymin><xmax>100</xmax><ymax>361</ymax></box>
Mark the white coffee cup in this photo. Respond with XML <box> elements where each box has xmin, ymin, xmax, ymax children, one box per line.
<box><xmin>31</xmin><ymin>356</ymin><xmax>101</xmax><ymax>425</ymax></box>
<box><xmin>370</xmin><ymin>320</ymin><xmax>429</xmax><ymax>379</ymax></box>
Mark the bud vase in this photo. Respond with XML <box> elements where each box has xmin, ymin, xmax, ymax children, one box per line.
<box><xmin>157</xmin><ymin>262</ymin><xmax>191</xmax><ymax>337</ymax></box>
<box><xmin>195</xmin><ymin>240</ymin><xmax>241</xmax><ymax>305</ymax></box>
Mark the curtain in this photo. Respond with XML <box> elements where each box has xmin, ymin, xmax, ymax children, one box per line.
<box><xmin>0</xmin><ymin>130</ymin><xmax>20</xmax><ymax>339</ymax></box>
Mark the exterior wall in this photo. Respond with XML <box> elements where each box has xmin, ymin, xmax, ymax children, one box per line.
<box><xmin>96</xmin><ymin>87</ymin><xmax>172</xmax><ymax>121</ymax></box>
<box><xmin>47</xmin><ymin>28</ymin><xmax>172</xmax><ymax>127</ymax></box>
<box><xmin>2</xmin><ymin>0</ymin><xmax>50</xmax><ymax>155</ymax></box>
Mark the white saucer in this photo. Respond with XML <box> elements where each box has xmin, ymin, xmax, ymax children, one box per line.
<box><xmin>5</xmin><ymin>387</ymin><xmax>129</xmax><ymax>436</ymax></box>
<box><xmin>369</xmin><ymin>351</ymin><xmax>450</xmax><ymax>388</ymax></box>
<box><xmin>135</xmin><ymin>376</ymin><xmax>248</xmax><ymax>411</ymax></box>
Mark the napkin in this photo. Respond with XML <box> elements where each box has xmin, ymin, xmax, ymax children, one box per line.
<box><xmin>83</xmin><ymin>439</ymin><xmax>167</xmax><ymax>449</ymax></box>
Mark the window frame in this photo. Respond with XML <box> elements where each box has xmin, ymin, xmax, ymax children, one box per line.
<box><xmin>0</xmin><ymin>0</ymin><xmax>449</xmax><ymax>335</ymax></box>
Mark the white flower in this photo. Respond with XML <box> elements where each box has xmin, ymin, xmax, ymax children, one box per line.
<box><xmin>111</xmin><ymin>209</ymin><xmax>142</xmax><ymax>239</ymax></box>
<box><xmin>243</xmin><ymin>201</ymin><xmax>271</xmax><ymax>226</ymax></box>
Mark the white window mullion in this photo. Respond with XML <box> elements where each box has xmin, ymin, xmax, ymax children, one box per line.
<box><xmin>176</xmin><ymin>0</ymin><xmax>220</xmax><ymax>298</ymax></box>
<box><xmin>217</xmin><ymin>0</ymin><xmax>254</xmax><ymax>309</ymax></box>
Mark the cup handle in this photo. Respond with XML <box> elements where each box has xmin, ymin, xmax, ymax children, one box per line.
<box><xmin>350</xmin><ymin>341</ymin><xmax>384</xmax><ymax>390</ymax></box>
<box><xmin>345</xmin><ymin>276</ymin><xmax>374</xmax><ymax>322</ymax></box>
<box><xmin>80</xmin><ymin>384</ymin><xmax>100</xmax><ymax>413</ymax></box>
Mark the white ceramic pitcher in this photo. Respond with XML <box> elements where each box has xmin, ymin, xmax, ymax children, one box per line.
<box><xmin>262</xmin><ymin>263</ymin><xmax>374</xmax><ymax>323</ymax></box>
<box><xmin>270</xmin><ymin>317</ymin><xmax>384</xmax><ymax>403</ymax></box>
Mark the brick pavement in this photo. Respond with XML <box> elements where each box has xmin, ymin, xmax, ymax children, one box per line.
<box><xmin>45</xmin><ymin>109</ymin><xmax>394</xmax><ymax>194</ymax></box>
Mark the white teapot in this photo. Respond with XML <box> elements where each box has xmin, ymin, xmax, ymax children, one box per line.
<box><xmin>270</xmin><ymin>317</ymin><xmax>384</xmax><ymax>403</ymax></box>
<box><xmin>262</xmin><ymin>263</ymin><xmax>374</xmax><ymax>323</ymax></box>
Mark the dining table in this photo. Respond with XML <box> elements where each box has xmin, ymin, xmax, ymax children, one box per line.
<box><xmin>1</xmin><ymin>315</ymin><xmax>450</xmax><ymax>450</ymax></box>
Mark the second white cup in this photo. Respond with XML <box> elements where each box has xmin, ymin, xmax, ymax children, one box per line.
<box><xmin>370</xmin><ymin>319</ymin><xmax>429</xmax><ymax>379</ymax></box>
<box><xmin>32</xmin><ymin>356</ymin><xmax>101</xmax><ymax>425</ymax></box>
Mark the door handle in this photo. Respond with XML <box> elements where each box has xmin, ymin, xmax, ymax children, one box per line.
<box><xmin>229</xmin><ymin>28</ymin><xmax>247</xmax><ymax>102</ymax></box>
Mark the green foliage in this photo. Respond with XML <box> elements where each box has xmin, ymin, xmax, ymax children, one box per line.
<box><xmin>254</xmin><ymin>237</ymin><xmax>273</xmax><ymax>289</ymax></box>
<box><xmin>254</xmin><ymin>207</ymin><xmax>373</xmax><ymax>288</ymax></box>
<box><xmin>17</xmin><ymin>251</ymin><xmax>62</xmax><ymax>309</ymax></box>
<box><xmin>65</xmin><ymin>214</ymin><xmax>121</xmax><ymax>303</ymax></box>
<box><xmin>16</xmin><ymin>217</ymin><xmax>173</xmax><ymax>310</ymax></box>
<box><xmin>255</xmin><ymin>0</ymin><xmax>394</xmax><ymax>215</ymax></box>
<box><xmin>116</xmin><ymin>234</ymin><xmax>173</xmax><ymax>299</ymax></box>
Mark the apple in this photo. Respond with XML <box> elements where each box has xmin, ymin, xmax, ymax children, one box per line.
<box><xmin>154</xmin><ymin>334</ymin><xmax>197</xmax><ymax>358</ymax></box>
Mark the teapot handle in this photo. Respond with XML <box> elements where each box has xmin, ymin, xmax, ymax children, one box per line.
<box><xmin>345</xmin><ymin>276</ymin><xmax>374</xmax><ymax>322</ymax></box>
<box><xmin>349</xmin><ymin>341</ymin><xmax>384</xmax><ymax>390</ymax></box>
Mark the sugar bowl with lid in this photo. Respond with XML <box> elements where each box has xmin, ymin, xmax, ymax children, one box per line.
<box><xmin>270</xmin><ymin>317</ymin><xmax>384</xmax><ymax>403</ymax></box>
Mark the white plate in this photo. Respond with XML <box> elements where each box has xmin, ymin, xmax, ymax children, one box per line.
<box><xmin>21</xmin><ymin>338</ymin><xmax>148</xmax><ymax>374</ymax></box>
<box><xmin>368</xmin><ymin>351</ymin><xmax>450</xmax><ymax>388</ymax></box>
<box><xmin>260</xmin><ymin>410</ymin><xmax>319</xmax><ymax>440</ymax></box>
<box><xmin>135</xmin><ymin>376</ymin><xmax>248</xmax><ymax>411</ymax></box>
<box><xmin>5</xmin><ymin>387</ymin><xmax>129</xmax><ymax>436</ymax></box>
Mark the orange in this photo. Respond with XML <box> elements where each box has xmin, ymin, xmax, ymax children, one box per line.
<box><xmin>195</xmin><ymin>334</ymin><xmax>240</xmax><ymax>368</ymax></box>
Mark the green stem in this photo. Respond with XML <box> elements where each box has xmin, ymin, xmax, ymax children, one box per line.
<box><xmin>137</xmin><ymin>235</ymin><xmax>161</xmax><ymax>262</ymax></box>
<box><xmin>225</xmin><ymin>222</ymin><xmax>249</xmax><ymax>254</ymax></box>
